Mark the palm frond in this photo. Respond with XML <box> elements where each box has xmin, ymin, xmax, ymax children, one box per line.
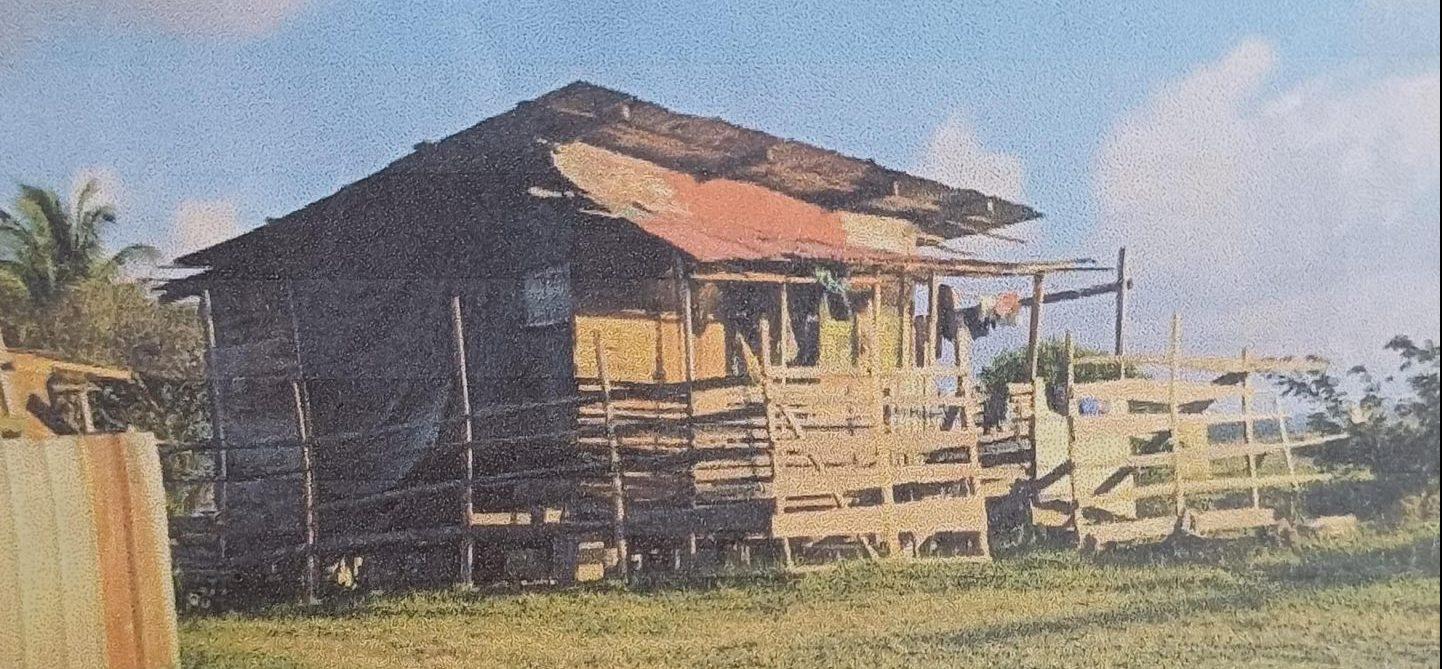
<box><xmin>109</xmin><ymin>243</ymin><xmax>162</xmax><ymax>267</ymax></box>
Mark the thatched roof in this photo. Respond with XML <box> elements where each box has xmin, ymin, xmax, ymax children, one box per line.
<box><xmin>173</xmin><ymin>81</ymin><xmax>1041</xmax><ymax>270</ymax></box>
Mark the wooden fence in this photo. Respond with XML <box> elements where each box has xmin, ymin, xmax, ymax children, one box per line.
<box><xmin>1034</xmin><ymin>315</ymin><xmax>1343</xmax><ymax>548</ymax></box>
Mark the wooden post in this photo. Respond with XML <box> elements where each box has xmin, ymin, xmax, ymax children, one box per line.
<box><xmin>778</xmin><ymin>283</ymin><xmax>790</xmax><ymax>369</ymax></box>
<box><xmin>898</xmin><ymin>274</ymin><xmax>911</xmax><ymax>369</ymax></box>
<box><xmin>1275</xmin><ymin>393</ymin><xmax>1301</xmax><ymax>514</ymax></box>
<box><xmin>285</xmin><ymin>280</ymin><xmax>319</xmax><ymax>605</ymax></box>
<box><xmin>593</xmin><ymin>332</ymin><xmax>629</xmax><ymax>581</ymax></box>
<box><xmin>291</xmin><ymin>380</ymin><xmax>318</xmax><ymax>604</ymax></box>
<box><xmin>197</xmin><ymin>290</ymin><xmax>231</xmax><ymax>564</ymax></box>
<box><xmin>1113</xmin><ymin>247</ymin><xmax>1128</xmax><ymax>356</ymax></box>
<box><xmin>450</xmin><ymin>295</ymin><xmax>476</xmax><ymax>589</ymax></box>
<box><xmin>757</xmin><ymin>320</ymin><xmax>792</xmax><ymax>568</ymax></box>
<box><xmin>673</xmin><ymin>255</ymin><xmax>699</xmax><ymax>561</ymax></box>
<box><xmin>1168</xmin><ymin>313</ymin><xmax>1185</xmax><ymax>520</ymax></box>
<box><xmin>1026</xmin><ymin>273</ymin><xmax>1046</xmax><ymax>381</ymax></box>
<box><xmin>1064</xmin><ymin>332</ymin><xmax>1082</xmax><ymax>547</ymax></box>
<box><xmin>1240</xmin><ymin>347</ymin><xmax>1261</xmax><ymax>509</ymax></box>
<box><xmin>925</xmin><ymin>273</ymin><xmax>940</xmax><ymax>369</ymax></box>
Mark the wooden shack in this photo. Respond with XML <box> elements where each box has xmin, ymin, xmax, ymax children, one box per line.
<box><xmin>161</xmin><ymin>82</ymin><xmax>1118</xmax><ymax>591</ymax></box>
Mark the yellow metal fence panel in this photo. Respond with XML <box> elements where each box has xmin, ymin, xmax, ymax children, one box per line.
<box><xmin>0</xmin><ymin>433</ymin><xmax>178</xmax><ymax>669</ymax></box>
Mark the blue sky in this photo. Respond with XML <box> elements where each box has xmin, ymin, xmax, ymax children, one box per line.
<box><xmin>2</xmin><ymin>0</ymin><xmax>1439</xmax><ymax>369</ymax></box>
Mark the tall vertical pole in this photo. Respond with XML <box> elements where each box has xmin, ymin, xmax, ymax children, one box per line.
<box><xmin>778</xmin><ymin>283</ymin><xmax>790</xmax><ymax>370</ymax></box>
<box><xmin>1240</xmin><ymin>347</ymin><xmax>1260</xmax><ymax>508</ymax></box>
<box><xmin>1113</xmin><ymin>247</ymin><xmax>1128</xmax><ymax>356</ymax></box>
<box><xmin>285</xmin><ymin>280</ymin><xmax>319</xmax><ymax>605</ymax></box>
<box><xmin>1168</xmin><ymin>313</ymin><xmax>1185</xmax><ymax>521</ymax></box>
<box><xmin>925</xmin><ymin>272</ymin><xmax>941</xmax><ymax>369</ymax></box>
<box><xmin>898</xmin><ymin>274</ymin><xmax>911</xmax><ymax>369</ymax></box>
<box><xmin>199</xmin><ymin>291</ymin><xmax>228</xmax><ymax>523</ymax></box>
<box><xmin>593</xmin><ymin>332</ymin><xmax>628</xmax><ymax>581</ymax></box>
<box><xmin>1063</xmin><ymin>332</ymin><xmax>1082</xmax><ymax>546</ymax></box>
<box><xmin>450</xmin><ymin>294</ymin><xmax>476</xmax><ymax>589</ymax></box>
<box><xmin>757</xmin><ymin>319</ymin><xmax>791</xmax><ymax>568</ymax></box>
<box><xmin>672</xmin><ymin>255</ymin><xmax>699</xmax><ymax>562</ymax></box>
<box><xmin>1026</xmin><ymin>273</ymin><xmax>1046</xmax><ymax>381</ymax></box>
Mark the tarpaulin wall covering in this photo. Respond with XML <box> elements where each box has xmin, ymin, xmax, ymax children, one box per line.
<box><xmin>208</xmin><ymin>274</ymin><xmax>577</xmax><ymax>549</ymax></box>
<box><xmin>0</xmin><ymin>432</ymin><xmax>179</xmax><ymax>669</ymax></box>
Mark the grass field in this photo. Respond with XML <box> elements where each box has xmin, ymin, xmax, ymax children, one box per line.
<box><xmin>181</xmin><ymin>521</ymin><xmax>1441</xmax><ymax>668</ymax></box>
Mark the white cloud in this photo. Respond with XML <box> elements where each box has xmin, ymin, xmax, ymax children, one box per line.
<box><xmin>1094</xmin><ymin>38</ymin><xmax>1441</xmax><ymax>369</ymax></box>
<box><xmin>916</xmin><ymin>112</ymin><xmax>1027</xmax><ymax>203</ymax></box>
<box><xmin>914</xmin><ymin>112</ymin><xmax>1034</xmax><ymax>257</ymax></box>
<box><xmin>1</xmin><ymin>0</ymin><xmax>308</xmax><ymax>63</ymax></box>
<box><xmin>169</xmin><ymin>198</ymin><xmax>241</xmax><ymax>259</ymax></box>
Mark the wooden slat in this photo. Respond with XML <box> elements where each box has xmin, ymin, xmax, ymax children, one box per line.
<box><xmin>1070</xmin><ymin>412</ymin><xmax>1255</xmax><ymax>437</ymax></box>
<box><xmin>771</xmin><ymin>495</ymin><xmax>985</xmax><ymax>538</ymax></box>
<box><xmin>1081</xmin><ymin>516</ymin><xmax>1178</xmax><ymax>544</ymax></box>
<box><xmin>1070</xmin><ymin>378</ymin><xmax>1251</xmax><ymax>404</ymax></box>
<box><xmin>775</xmin><ymin>463</ymin><xmax>981</xmax><ymax>497</ymax></box>
<box><xmin>1075</xmin><ymin>353</ymin><xmax>1328</xmax><ymax>374</ymax></box>
<box><xmin>1190</xmin><ymin>507</ymin><xmax>1277</xmax><ymax>534</ymax></box>
<box><xmin>1091</xmin><ymin>473</ymin><xmax>1329</xmax><ymax>502</ymax></box>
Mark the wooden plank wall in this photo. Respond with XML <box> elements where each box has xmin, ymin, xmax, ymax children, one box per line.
<box><xmin>0</xmin><ymin>432</ymin><xmax>179</xmax><ymax>669</ymax></box>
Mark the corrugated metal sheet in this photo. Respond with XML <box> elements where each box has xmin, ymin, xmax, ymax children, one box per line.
<box><xmin>554</xmin><ymin>141</ymin><xmax>918</xmax><ymax>265</ymax></box>
<box><xmin>0</xmin><ymin>432</ymin><xmax>179</xmax><ymax>669</ymax></box>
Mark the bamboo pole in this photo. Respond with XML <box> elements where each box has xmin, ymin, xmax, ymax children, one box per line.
<box><xmin>1241</xmin><ymin>347</ymin><xmax>1261</xmax><ymax>509</ymax></box>
<box><xmin>199</xmin><ymin>289</ymin><xmax>229</xmax><ymax>564</ymax></box>
<box><xmin>450</xmin><ymin>295</ymin><xmax>476</xmax><ymax>589</ymax></box>
<box><xmin>593</xmin><ymin>332</ymin><xmax>629</xmax><ymax>581</ymax></box>
<box><xmin>285</xmin><ymin>280</ymin><xmax>319</xmax><ymax>605</ymax></box>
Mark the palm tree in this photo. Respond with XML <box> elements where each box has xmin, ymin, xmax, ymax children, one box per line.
<box><xmin>0</xmin><ymin>179</ymin><xmax>160</xmax><ymax>307</ymax></box>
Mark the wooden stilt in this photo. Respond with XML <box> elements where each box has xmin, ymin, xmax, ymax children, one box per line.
<box><xmin>593</xmin><ymin>332</ymin><xmax>629</xmax><ymax>582</ymax></box>
<box><xmin>450</xmin><ymin>295</ymin><xmax>476</xmax><ymax>589</ymax></box>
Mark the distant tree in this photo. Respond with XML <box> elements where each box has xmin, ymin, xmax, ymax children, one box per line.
<box><xmin>0</xmin><ymin>180</ymin><xmax>160</xmax><ymax>309</ymax></box>
<box><xmin>979</xmin><ymin>337</ymin><xmax>1140</xmax><ymax>418</ymax></box>
<box><xmin>1275</xmin><ymin>336</ymin><xmax>1440</xmax><ymax>509</ymax></box>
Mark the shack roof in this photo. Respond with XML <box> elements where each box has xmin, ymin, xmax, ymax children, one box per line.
<box><xmin>173</xmin><ymin>81</ymin><xmax>1042</xmax><ymax>270</ymax></box>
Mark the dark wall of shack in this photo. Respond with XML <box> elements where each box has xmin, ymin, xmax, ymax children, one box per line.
<box><xmin>200</xmin><ymin>136</ymin><xmax>678</xmax><ymax>529</ymax></box>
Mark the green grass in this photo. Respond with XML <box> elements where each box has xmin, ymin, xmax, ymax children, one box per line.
<box><xmin>181</xmin><ymin>522</ymin><xmax>1441</xmax><ymax>669</ymax></box>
